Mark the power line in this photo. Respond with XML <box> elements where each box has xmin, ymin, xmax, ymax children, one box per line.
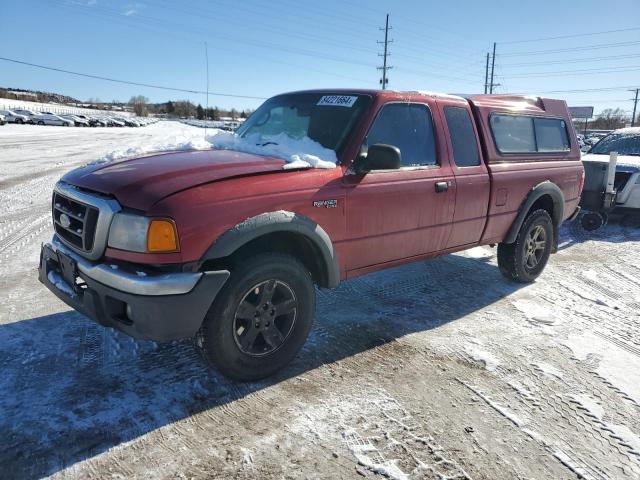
<box><xmin>0</xmin><ymin>56</ymin><xmax>267</xmax><ymax>99</ymax></box>
<box><xmin>505</xmin><ymin>65</ymin><xmax>640</xmax><ymax>78</ymax></box>
<box><xmin>500</xmin><ymin>26</ymin><xmax>640</xmax><ymax>44</ymax></box>
<box><xmin>499</xmin><ymin>40</ymin><xmax>640</xmax><ymax>57</ymax></box>
<box><xmin>512</xmin><ymin>85</ymin><xmax>640</xmax><ymax>94</ymax></box>
<box><xmin>500</xmin><ymin>53</ymin><xmax>640</xmax><ymax>68</ymax></box>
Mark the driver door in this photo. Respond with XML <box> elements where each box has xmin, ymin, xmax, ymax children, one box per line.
<box><xmin>342</xmin><ymin>101</ymin><xmax>456</xmax><ymax>273</ymax></box>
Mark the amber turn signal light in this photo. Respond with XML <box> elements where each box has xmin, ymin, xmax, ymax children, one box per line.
<box><xmin>147</xmin><ymin>219</ymin><xmax>179</xmax><ymax>252</ymax></box>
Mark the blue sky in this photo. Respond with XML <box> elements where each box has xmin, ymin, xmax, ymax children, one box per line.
<box><xmin>1</xmin><ymin>0</ymin><xmax>639</xmax><ymax>114</ymax></box>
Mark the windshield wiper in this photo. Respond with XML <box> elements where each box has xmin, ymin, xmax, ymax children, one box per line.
<box><xmin>257</xmin><ymin>141</ymin><xmax>279</xmax><ymax>147</ymax></box>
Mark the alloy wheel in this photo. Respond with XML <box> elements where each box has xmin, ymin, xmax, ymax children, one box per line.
<box><xmin>233</xmin><ymin>279</ymin><xmax>297</xmax><ymax>356</ymax></box>
<box><xmin>524</xmin><ymin>225</ymin><xmax>546</xmax><ymax>270</ymax></box>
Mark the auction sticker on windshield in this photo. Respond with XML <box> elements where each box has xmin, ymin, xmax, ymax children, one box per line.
<box><xmin>317</xmin><ymin>95</ymin><xmax>358</xmax><ymax>107</ymax></box>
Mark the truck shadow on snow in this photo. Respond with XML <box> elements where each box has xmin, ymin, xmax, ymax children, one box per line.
<box><xmin>1</xmin><ymin>251</ymin><xmax>523</xmax><ymax>478</ymax></box>
<box><xmin>558</xmin><ymin>215</ymin><xmax>640</xmax><ymax>251</ymax></box>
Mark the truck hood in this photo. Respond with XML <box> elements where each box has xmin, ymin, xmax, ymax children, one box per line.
<box><xmin>62</xmin><ymin>149</ymin><xmax>288</xmax><ymax>211</ymax></box>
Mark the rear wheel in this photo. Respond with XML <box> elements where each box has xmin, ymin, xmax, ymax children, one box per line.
<box><xmin>498</xmin><ymin>209</ymin><xmax>553</xmax><ymax>283</ymax></box>
<box><xmin>196</xmin><ymin>253</ymin><xmax>315</xmax><ymax>381</ymax></box>
<box><xmin>37</xmin><ymin>121</ymin><xmax>44</xmax><ymax>125</ymax></box>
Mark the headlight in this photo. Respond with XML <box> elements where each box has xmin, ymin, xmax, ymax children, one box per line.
<box><xmin>108</xmin><ymin>213</ymin><xmax>178</xmax><ymax>253</ymax></box>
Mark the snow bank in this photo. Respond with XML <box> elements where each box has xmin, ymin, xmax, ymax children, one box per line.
<box><xmin>94</xmin><ymin>121</ymin><xmax>338</xmax><ymax>169</ymax></box>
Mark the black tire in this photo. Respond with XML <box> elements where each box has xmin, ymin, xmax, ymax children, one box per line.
<box><xmin>580</xmin><ymin>211</ymin><xmax>606</xmax><ymax>231</ymax></box>
<box><xmin>37</xmin><ymin>121</ymin><xmax>44</xmax><ymax>125</ymax></box>
<box><xmin>497</xmin><ymin>209</ymin><xmax>554</xmax><ymax>283</ymax></box>
<box><xmin>196</xmin><ymin>253</ymin><xmax>315</xmax><ymax>381</ymax></box>
<box><xmin>16</xmin><ymin>119</ymin><xmax>23</xmax><ymax>124</ymax></box>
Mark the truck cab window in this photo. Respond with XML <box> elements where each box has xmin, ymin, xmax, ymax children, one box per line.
<box><xmin>444</xmin><ymin>107</ymin><xmax>480</xmax><ymax>167</ymax></box>
<box><xmin>366</xmin><ymin>103</ymin><xmax>437</xmax><ymax>167</ymax></box>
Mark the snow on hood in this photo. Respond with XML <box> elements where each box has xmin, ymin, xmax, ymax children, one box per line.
<box><xmin>96</xmin><ymin>125</ymin><xmax>212</xmax><ymax>164</ymax></box>
<box><xmin>205</xmin><ymin>130</ymin><xmax>337</xmax><ymax>169</ymax></box>
<box><xmin>93</xmin><ymin>123</ymin><xmax>337</xmax><ymax>169</ymax></box>
<box><xmin>582</xmin><ymin>153</ymin><xmax>640</xmax><ymax>169</ymax></box>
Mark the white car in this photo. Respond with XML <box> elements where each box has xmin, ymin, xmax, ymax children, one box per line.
<box><xmin>0</xmin><ymin>109</ymin><xmax>30</xmax><ymax>124</ymax></box>
<box><xmin>13</xmin><ymin>109</ymin><xmax>41</xmax><ymax>124</ymax></box>
<box><xmin>32</xmin><ymin>113</ymin><xmax>73</xmax><ymax>126</ymax></box>
<box><xmin>61</xmin><ymin>115</ymin><xmax>90</xmax><ymax>127</ymax></box>
<box><xmin>582</xmin><ymin>127</ymin><xmax>640</xmax><ymax>211</ymax></box>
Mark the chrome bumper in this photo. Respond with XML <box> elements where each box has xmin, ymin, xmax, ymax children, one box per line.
<box><xmin>50</xmin><ymin>236</ymin><xmax>200</xmax><ymax>296</ymax></box>
<box><xmin>39</xmin><ymin>237</ymin><xmax>230</xmax><ymax>342</ymax></box>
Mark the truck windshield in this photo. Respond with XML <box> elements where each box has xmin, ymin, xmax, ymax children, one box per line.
<box><xmin>236</xmin><ymin>93</ymin><xmax>371</xmax><ymax>152</ymax></box>
<box><xmin>590</xmin><ymin>132</ymin><xmax>640</xmax><ymax>156</ymax></box>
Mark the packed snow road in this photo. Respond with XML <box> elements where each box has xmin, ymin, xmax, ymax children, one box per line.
<box><xmin>1</xmin><ymin>122</ymin><xmax>640</xmax><ymax>479</ymax></box>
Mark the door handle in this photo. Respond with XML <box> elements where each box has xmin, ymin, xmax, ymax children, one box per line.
<box><xmin>435</xmin><ymin>181</ymin><xmax>449</xmax><ymax>193</ymax></box>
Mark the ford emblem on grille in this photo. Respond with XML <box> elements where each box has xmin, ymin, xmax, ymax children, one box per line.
<box><xmin>59</xmin><ymin>213</ymin><xmax>71</xmax><ymax>228</ymax></box>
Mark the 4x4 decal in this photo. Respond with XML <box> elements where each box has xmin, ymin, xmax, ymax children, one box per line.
<box><xmin>313</xmin><ymin>199</ymin><xmax>338</xmax><ymax>208</ymax></box>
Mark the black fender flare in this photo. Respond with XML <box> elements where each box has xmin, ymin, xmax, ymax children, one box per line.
<box><xmin>504</xmin><ymin>181</ymin><xmax>565</xmax><ymax>245</ymax></box>
<box><xmin>202</xmin><ymin>211</ymin><xmax>340</xmax><ymax>288</ymax></box>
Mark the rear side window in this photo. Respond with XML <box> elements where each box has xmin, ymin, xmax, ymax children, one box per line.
<box><xmin>490</xmin><ymin>114</ymin><xmax>571</xmax><ymax>154</ymax></box>
<box><xmin>490</xmin><ymin>115</ymin><xmax>536</xmax><ymax>153</ymax></box>
<box><xmin>444</xmin><ymin>107</ymin><xmax>480</xmax><ymax>167</ymax></box>
<box><xmin>366</xmin><ymin>103</ymin><xmax>437</xmax><ymax>167</ymax></box>
<box><xmin>534</xmin><ymin>117</ymin><xmax>570</xmax><ymax>152</ymax></box>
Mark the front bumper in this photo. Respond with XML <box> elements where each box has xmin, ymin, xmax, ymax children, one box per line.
<box><xmin>38</xmin><ymin>237</ymin><xmax>230</xmax><ymax>342</ymax></box>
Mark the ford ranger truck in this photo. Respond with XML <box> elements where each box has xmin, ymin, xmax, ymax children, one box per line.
<box><xmin>39</xmin><ymin>90</ymin><xmax>584</xmax><ymax>380</ymax></box>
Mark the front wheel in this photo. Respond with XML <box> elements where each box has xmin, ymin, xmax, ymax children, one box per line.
<box><xmin>196</xmin><ymin>253</ymin><xmax>315</xmax><ymax>381</ymax></box>
<box><xmin>498</xmin><ymin>209</ymin><xmax>553</xmax><ymax>283</ymax></box>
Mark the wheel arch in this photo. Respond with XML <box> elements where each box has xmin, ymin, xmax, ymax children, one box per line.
<box><xmin>504</xmin><ymin>181</ymin><xmax>564</xmax><ymax>247</ymax></box>
<box><xmin>200</xmin><ymin>211</ymin><xmax>340</xmax><ymax>289</ymax></box>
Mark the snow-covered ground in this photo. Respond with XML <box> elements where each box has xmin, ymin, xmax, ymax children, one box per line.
<box><xmin>1</xmin><ymin>122</ymin><xmax>640</xmax><ymax>479</ymax></box>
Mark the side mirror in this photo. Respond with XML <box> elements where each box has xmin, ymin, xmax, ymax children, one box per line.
<box><xmin>354</xmin><ymin>144</ymin><xmax>401</xmax><ymax>173</ymax></box>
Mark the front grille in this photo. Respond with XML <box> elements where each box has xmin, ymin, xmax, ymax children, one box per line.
<box><xmin>614</xmin><ymin>171</ymin><xmax>632</xmax><ymax>192</ymax></box>
<box><xmin>53</xmin><ymin>192</ymin><xmax>99</xmax><ymax>252</ymax></box>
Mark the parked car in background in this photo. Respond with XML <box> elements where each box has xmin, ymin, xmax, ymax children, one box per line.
<box><xmin>106</xmin><ymin>117</ymin><xmax>125</xmax><ymax>127</ymax></box>
<box><xmin>114</xmin><ymin>116</ymin><xmax>139</xmax><ymax>127</ymax></box>
<box><xmin>33</xmin><ymin>113</ymin><xmax>73</xmax><ymax>126</ymax></box>
<box><xmin>89</xmin><ymin>116</ymin><xmax>109</xmax><ymax>127</ymax></box>
<box><xmin>39</xmin><ymin>89</ymin><xmax>583</xmax><ymax>381</ymax></box>
<box><xmin>0</xmin><ymin>109</ymin><xmax>30</xmax><ymax>124</ymax></box>
<box><xmin>13</xmin><ymin>109</ymin><xmax>41</xmax><ymax>124</ymax></box>
<box><xmin>0</xmin><ymin>114</ymin><xmax>6</xmax><ymax>126</ymax></box>
<box><xmin>76</xmin><ymin>115</ymin><xmax>105</xmax><ymax>127</ymax></box>
<box><xmin>586</xmin><ymin>133</ymin><xmax>607</xmax><ymax>146</ymax></box>
<box><xmin>61</xmin><ymin>115</ymin><xmax>90</xmax><ymax>127</ymax></box>
<box><xmin>582</xmin><ymin>127</ymin><xmax>640</xmax><ymax>212</ymax></box>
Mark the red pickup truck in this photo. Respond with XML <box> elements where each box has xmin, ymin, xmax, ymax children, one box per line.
<box><xmin>39</xmin><ymin>89</ymin><xmax>583</xmax><ymax>380</ymax></box>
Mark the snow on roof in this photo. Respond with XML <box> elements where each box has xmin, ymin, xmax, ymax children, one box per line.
<box><xmin>613</xmin><ymin>127</ymin><xmax>640</xmax><ymax>134</ymax></box>
<box><xmin>410</xmin><ymin>90</ymin><xmax>466</xmax><ymax>100</ymax></box>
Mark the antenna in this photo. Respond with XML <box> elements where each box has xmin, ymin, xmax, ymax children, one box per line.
<box><xmin>204</xmin><ymin>41</ymin><xmax>209</xmax><ymax>138</ymax></box>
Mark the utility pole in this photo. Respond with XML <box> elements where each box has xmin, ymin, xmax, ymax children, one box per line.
<box><xmin>377</xmin><ymin>14</ymin><xmax>393</xmax><ymax>90</ymax></box>
<box><xmin>630</xmin><ymin>88</ymin><xmax>639</xmax><ymax>127</ymax></box>
<box><xmin>484</xmin><ymin>52</ymin><xmax>489</xmax><ymax>94</ymax></box>
<box><xmin>489</xmin><ymin>42</ymin><xmax>497</xmax><ymax>94</ymax></box>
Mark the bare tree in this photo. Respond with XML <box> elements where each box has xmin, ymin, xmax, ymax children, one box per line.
<box><xmin>591</xmin><ymin>108</ymin><xmax>628</xmax><ymax>130</ymax></box>
<box><xmin>129</xmin><ymin>95</ymin><xmax>149</xmax><ymax>117</ymax></box>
